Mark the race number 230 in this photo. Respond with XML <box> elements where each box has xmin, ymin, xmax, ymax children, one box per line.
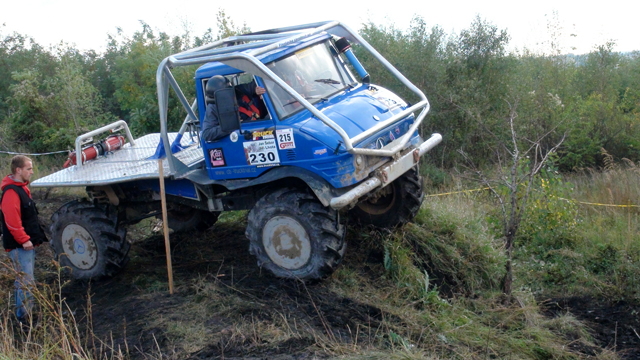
<box><xmin>243</xmin><ymin>139</ymin><xmax>280</xmax><ymax>166</ymax></box>
<box><xmin>249</xmin><ymin>151</ymin><xmax>276</xmax><ymax>163</ymax></box>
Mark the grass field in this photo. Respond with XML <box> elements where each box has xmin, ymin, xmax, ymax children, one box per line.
<box><xmin>0</xmin><ymin>162</ymin><xmax>638</xmax><ymax>359</ymax></box>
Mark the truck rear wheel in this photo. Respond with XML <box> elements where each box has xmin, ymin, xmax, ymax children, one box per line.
<box><xmin>247</xmin><ymin>188</ymin><xmax>345</xmax><ymax>280</ymax></box>
<box><xmin>350</xmin><ymin>167</ymin><xmax>424</xmax><ymax>228</ymax></box>
<box><xmin>51</xmin><ymin>200</ymin><xmax>129</xmax><ymax>279</ymax></box>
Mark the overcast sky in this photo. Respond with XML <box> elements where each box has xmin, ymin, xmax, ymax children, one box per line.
<box><xmin>1</xmin><ymin>0</ymin><xmax>637</xmax><ymax>55</ymax></box>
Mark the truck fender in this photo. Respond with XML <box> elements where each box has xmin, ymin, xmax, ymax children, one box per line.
<box><xmin>185</xmin><ymin>167</ymin><xmax>349</xmax><ymax>207</ymax></box>
<box><xmin>237</xmin><ymin>167</ymin><xmax>344</xmax><ymax>207</ymax></box>
<box><xmin>262</xmin><ymin>167</ymin><xmax>345</xmax><ymax>207</ymax></box>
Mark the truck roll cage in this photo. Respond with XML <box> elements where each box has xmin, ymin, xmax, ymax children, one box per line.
<box><xmin>156</xmin><ymin>20</ymin><xmax>431</xmax><ymax>176</ymax></box>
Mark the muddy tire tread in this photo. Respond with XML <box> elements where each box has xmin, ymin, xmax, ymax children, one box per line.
<box><xmin>246</xmin><ymin>188</ymin><xmax>346</xmax><ymax>281</ymax></box>
<box><xmin>50</xmin><ymin>200</ymin><xmax>129</xmax><ymax>279</ymax></box>
<box><xmin>350</xmin><ymin>166</ymin><xmax>425</xmax><ymax>228</ymax></box>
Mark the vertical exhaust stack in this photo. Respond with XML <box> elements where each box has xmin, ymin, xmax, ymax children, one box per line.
<box><xmin>334</xmin><ymin>37</ymin><xmax>370</xmax><ymax>84</ymax></box>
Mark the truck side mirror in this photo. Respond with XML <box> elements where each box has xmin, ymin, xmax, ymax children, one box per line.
<box><xmin>215</xmin><ymin>88</ymin><xmax>241</xmax><ymax>133</ymax></box>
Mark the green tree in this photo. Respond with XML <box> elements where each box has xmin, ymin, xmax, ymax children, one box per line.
<box><xmin>108</xmin><ymin>22</ymin><xmax>194</xmax><ymax>135</ymax></box>
<box><xmin>215</xmin><ymin>9</ymin><xmax>250</xmax><ymax>40</ymax></box>
<box><xmin>578</xmin><ymin>41</ymin><xmax>620</xmax><ymax>99</ymax></box>
<box><xmin>440</xmin><ymin>16</ymin><xmax>514</xmax><ymax>166</ymax></box>
<box><xmin>0</xmin><ymin>28</ymin><xmax>57</xmax><ymax>123</ymax></box>
<box><xmin>54</xmin><ymin>46</ymin><xmax>109</xmax><ymax>134</ymax></box>
<box><xmin>6</xmin><ymin>69</ymin><xmax>60</xmax><ymax>150</ymax></box>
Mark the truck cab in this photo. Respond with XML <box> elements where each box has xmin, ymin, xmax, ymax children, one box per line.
<box><xmin>197</xmin><ymin>33</ymin><xmax>419</xmax><ymax>189</ymax></box>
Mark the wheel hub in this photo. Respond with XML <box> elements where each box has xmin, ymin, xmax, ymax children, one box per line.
<box><xmin>262</xmin><ymin>216</ymin><xmax>311</xmax><ymax>270</ymax></box>
<box><xmin>357</xmin><ymin>185</ymin><xmax>396</xmax><ymax>215</ymax></box>
<box><xmin>61</xmin><ymin>224</ymin><xmax>98</xmax><ymax>270</ymax></box>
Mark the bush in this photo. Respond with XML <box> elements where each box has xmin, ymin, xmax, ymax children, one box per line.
<box><xmin>519</xmin><ymin>169</ymin><xmax>579</xmax><ymax>252</ymax></box>
<box><xmin>380</xmin><ymin>198</ymin><xmax>504</xmax><ymax>299</ymax></box>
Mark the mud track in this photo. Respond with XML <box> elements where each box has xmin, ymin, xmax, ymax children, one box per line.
<box><xmin>27</xmin><ymin>191</ymin><xmax>640</xmax><ymax>358</ymax></box>
<box><xmin>33</xmin><ymin>192</ymin><xmax>392</xmax><ymax>359</ymax></box>
<box><xmin>543</xmin><ymin>297</ymin><xmax>640</xmax><ymax>359</ymax></box>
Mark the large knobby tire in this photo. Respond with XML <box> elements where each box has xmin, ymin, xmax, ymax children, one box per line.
<box><xmin>350</xmin><ymin>167</ymin><xmax>424</xmax><ymax>228</ymax></box>
<box><xmin>247</xmin><ymin>188</ymin><xmax>346</xmax><ymax>281</ymax></box>
<box><xmin>166</xmin><ymin>208</ymin><xmax>220</xmax><ymax>232</ymax></box>
<box><xmin>50</xmin><ymin>200</ymin><xmax>129</xmax><ymax>279</ymax></box>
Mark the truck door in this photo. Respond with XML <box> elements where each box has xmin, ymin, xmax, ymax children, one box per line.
<box><xmin>204</xmin><ymin>75</ymin><xmax>280</xmax><ymax>180</ymax></box>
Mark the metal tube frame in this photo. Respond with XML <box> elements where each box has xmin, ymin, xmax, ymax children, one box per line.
<box><xmin>75</xmin><ymin>120</ymin><xmax>135</xmax><ymax>168</ymax></box>
<box><xmin>156</xmin><ymin>21</ymin><xmax>431</xmax><ymax>175</ymax></box>
<box><xmin>329</xmin><ymin>133</ymin><xmax>442</xmax><ymax>209</ymax></box>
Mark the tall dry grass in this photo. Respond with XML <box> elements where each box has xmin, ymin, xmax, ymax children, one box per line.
<box><xmin>0</xmin><ymin>258</ymin><xmax>130</xmax><ymax>360</ymax></box>
<box><xmin>569</xmin><ymin>152</ymin><xmax>640</xmax><ymax>213</ymax></box>
<box><xmin>558</xmin><ymin>161</ymin><xmax>640</xmax><ymax>301</ymax></box>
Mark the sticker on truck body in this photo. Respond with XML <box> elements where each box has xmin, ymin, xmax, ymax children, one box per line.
<box><xmin>244</xmin><ymin>139</ymin><xmax>280</xmax><ymax>167</ymax></box>
<box><xmin>252</xmin><ymin>130</ymin><xmax>274</xmax><ymax>141</ymax></box>
<box><xmin>312</xmin><ymin>147</ymin><xmax>328</xmax><ymax>158</ymax></box>
<box><xmin>209</xmin><ymin>148</ymin><xmax>226</xmax><ymax>167</ymax></box>
<box><xmin>276</xmin><ymin>128</ymin><xmax>296</xmax><ymax>149</ymax></box>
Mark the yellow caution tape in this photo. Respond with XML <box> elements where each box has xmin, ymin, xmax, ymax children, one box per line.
<box><xmin>425</xmin><ymin>187</ymin><xmax>638</xmax><ymax>208</ymax></box>
<box><xmin>424</xmin><ymin>187</ymin><xmax>490</xmax><ymax>197</ymax></box>
<box><xmin>554</xmin><ymin>196</ymin><xmax>640</xmax><ymax>208</ymax></box>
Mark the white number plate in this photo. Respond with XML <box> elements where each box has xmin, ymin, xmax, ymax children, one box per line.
<box><xmin>276</xmin><ymin>128</ymin><xmax>296</xmax><ymax>149</ymax></box>
<box><xmin>243</xmin><ymin>139</ymin><xmax>280</xmax><ymax>167</ymax></box>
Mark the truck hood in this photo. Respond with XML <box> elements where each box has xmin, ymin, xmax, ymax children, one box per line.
<box><xmin>299</xmin><ymin>85</ymin><xmax>409</xmax><ymax>149</ymax></box>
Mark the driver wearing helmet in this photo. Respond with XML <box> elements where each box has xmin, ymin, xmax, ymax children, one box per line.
<box><xmin>202</xmin><ymin>75</ymin><xmax>267</xmax><ymax>142</ymax></box>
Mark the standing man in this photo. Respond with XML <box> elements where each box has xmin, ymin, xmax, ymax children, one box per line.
<box><xmin>1</xmin><ymin>155</ymin><xmax>47</xmax><ymax>323</ymax></box>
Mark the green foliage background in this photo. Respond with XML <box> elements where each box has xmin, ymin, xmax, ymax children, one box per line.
<box><xmin>355</xmin><ymin>16</ymin><xmax>640</xmax><ymax>170</ymax></box>
<box><xmin>0</xmin><ymin>10</ymin><xmax>248</xmax><ymax>152</ymax></box>
<box><xmin>0</xmin><ymin>11</ymin><xmax>639</xmax><ymax>171</ymax></box>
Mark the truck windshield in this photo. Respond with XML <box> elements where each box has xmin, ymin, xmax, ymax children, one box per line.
<box><xmin>263</xmin><ymin>41</ymin><xmax>355</xmax><ymax>119</ymax></box>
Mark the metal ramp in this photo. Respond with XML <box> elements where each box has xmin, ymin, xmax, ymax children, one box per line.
<box><xmin>31</xmin><ymin>133</ymin><xmax>203</xmax><ymax>187</ymax></box>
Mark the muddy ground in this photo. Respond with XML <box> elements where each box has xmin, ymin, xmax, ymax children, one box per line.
<box><xmin>30</xmin><ymin>191</ymin><xmax>397</xmax><ymax>359</ymax></box>
<box><xmin>543</xmin><ymin>297</ymin><xmax>640</xmax><ymax>359</ymax></box>
<box><xmin>7</xmin><ymin>191</ymin><xmax>640</xmax><ymax>359</ymax></box>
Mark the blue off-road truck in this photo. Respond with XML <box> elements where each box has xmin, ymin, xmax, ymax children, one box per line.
<box><xmin>32</xmin><ymin>21</ymin><xmax>442</xmax><ymax>280</ymax></box>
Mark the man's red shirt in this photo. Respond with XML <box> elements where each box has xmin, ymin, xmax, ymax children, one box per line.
<box><xmin>1</xmin><ymin>175</ymin><xmax>32</xmax><ymax>247</ymax></box>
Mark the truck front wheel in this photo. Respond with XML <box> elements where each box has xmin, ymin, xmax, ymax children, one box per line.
<box><xmin>350</xmin><ymin>167</ymin><xmax>424</xmax><ymax>228</ymax></box>
<box><xmin>246</xmin><ymin>188</ymin><xmax>345</xmax><ymax>281</ymax></box>
<box><xmin>51</xmin><ymin>200</ymin><xmax>129</xmax><ymax>279</ymax></box>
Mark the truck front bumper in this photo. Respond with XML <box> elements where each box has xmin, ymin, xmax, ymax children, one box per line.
<box><xmin>329</xmin><ymin>133</ymin><xmax>442</xmax><ymax>210</ymax></box>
